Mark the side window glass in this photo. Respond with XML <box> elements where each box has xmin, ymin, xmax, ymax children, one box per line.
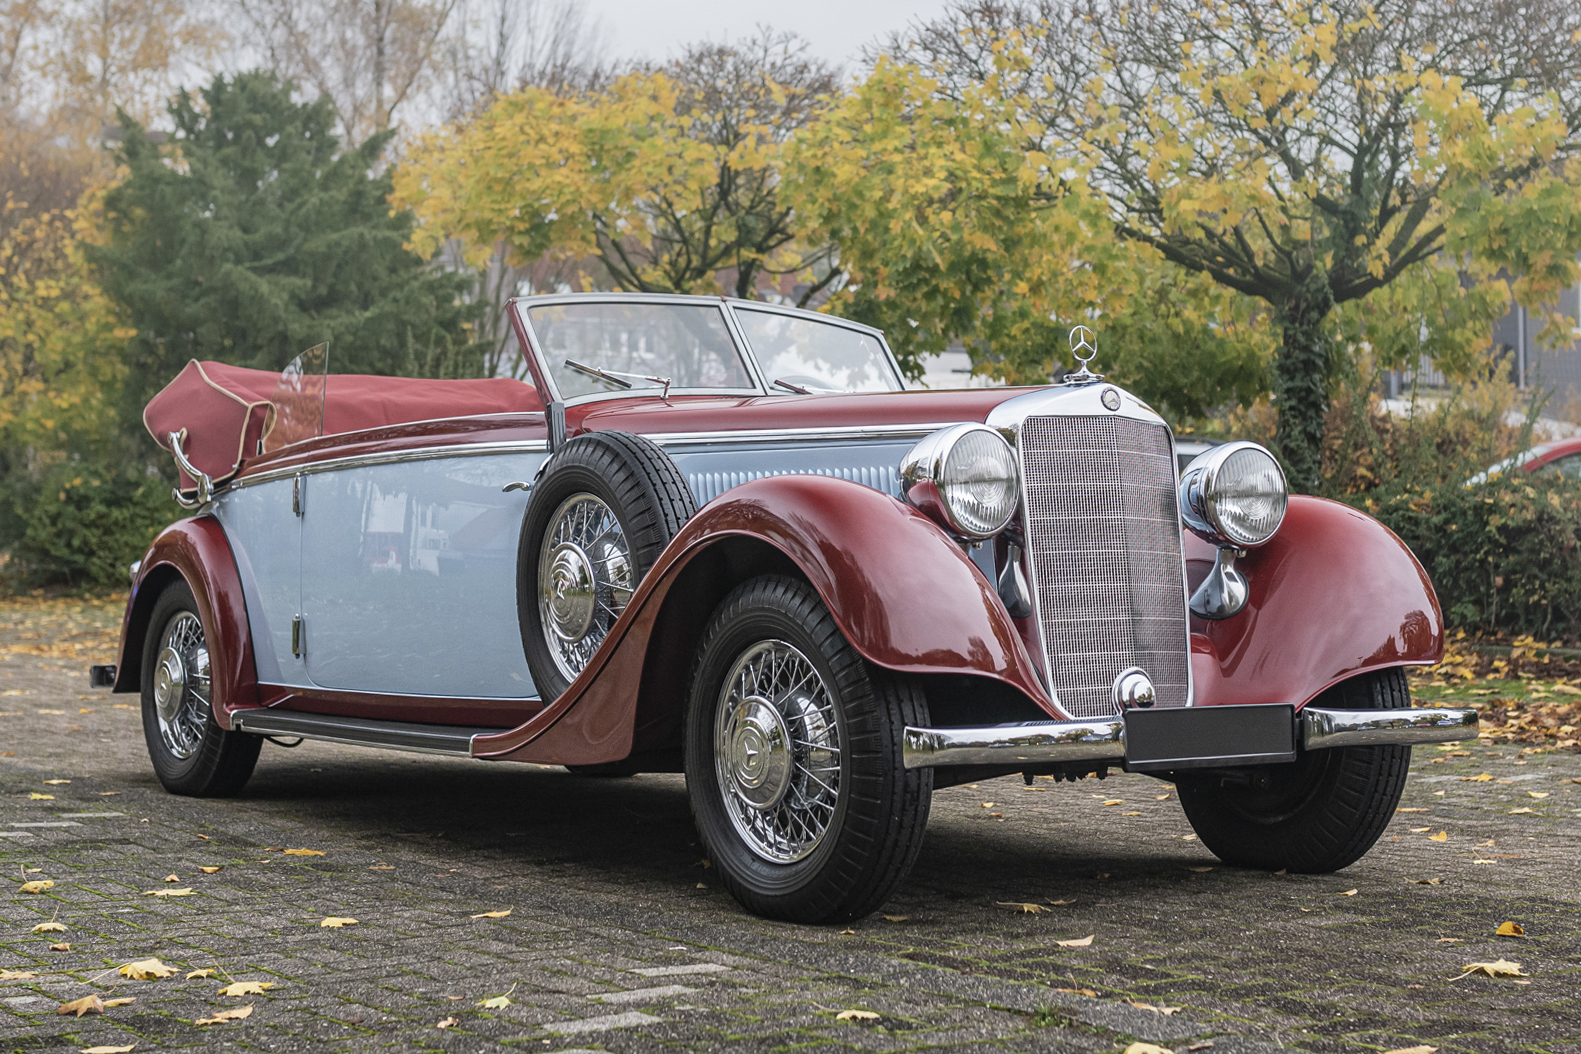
<box><xmin>1541</xmin><ymin>453</ymin><xmax>1581</xmax><ymax>481</ymax></box>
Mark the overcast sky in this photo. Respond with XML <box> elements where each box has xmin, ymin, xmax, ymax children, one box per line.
<box><xmin>578</xmin><ymin>0</ymin><xmax>953</xmax><ymax>69</ymax></box>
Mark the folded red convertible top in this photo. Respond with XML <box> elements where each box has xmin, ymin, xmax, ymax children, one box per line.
<box><xmin>145</xmin><ymin>360</ymin><xmax>541</xmax><ymax>493</ymax></box>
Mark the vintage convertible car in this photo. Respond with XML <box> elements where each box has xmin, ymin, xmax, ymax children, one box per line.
<box><xmin>94</xmin><ymin>293</ymin><xmax>1477</xmax><ymax>923</ymax></box>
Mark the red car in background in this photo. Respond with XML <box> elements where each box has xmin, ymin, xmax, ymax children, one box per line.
<box><xmin>1473</xmin><ymin>436</ymin><xmax>1581</xmax><ymax>483</ymax></box>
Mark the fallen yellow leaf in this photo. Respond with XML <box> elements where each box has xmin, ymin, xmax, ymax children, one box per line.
<box><xmin>470</xmin><ymin>909</ymin><xmax>512</xmax><ymax>919</ymax></box>
<box><xmin>478</xmin><ymin>994</ymin><xmax>512</xmax><ymax>1009</ymax></box>
<box><xmin>218</xmin><ymin>981</ymin><xmax>274</xmax><ymax>996</ymax></box>
<box><xmin>104</xmin><ymin>998</ymin><xmax>134</xmax><ymax>1007</ymax></box>
<box><xmin>437</xmin><ymin>1016</ymin><xmax>459</xmax><ymax>1028</ymax></box>
<box><xmin>195</xmin><ymin>1005</ymin><xmax>253</xmax><ymax>1026</ymax></box>
<box><xmin>28</xmin><ymin>793</ymin><xmax>52</xmax><ymax>800</ymax></box>
<box><xmin>144</xmin><ymin>888</ymin><xmax>195</xmax><ymax>897</ymax></box>
<box><xmin>1460</xmin><ymin>959</ymin><xmax>1527</xmax><ymax>978</ymax></box>
<box><xmin>80</xmin><ymin>1045</ymin><xmax>135</xmax><ymax>1053</ymax></box>
<box><xmin>1102</xmin><ymin>799</ymin><xmax>1124</xmax><ymax>806</ymax></box>
<box><xmin>18</xmin><ymin>880</ymin><xmax>54</xmax><ymax>893</ymax></box>
<box><xmin>33</xmin><ymin>921</ymin><xmax>66</xmax><ymax>932</ymax></box>
<box><xmin>1428</xmin><ymin>831</ymin><xmax>1448</xmax><ymax>842</ymax></box>
<box><xmin>997</xmin><ymin>901</ymin><xmax>1048</xmax><ymax>914</ymax></box>
<box><xmin>0</xmin><ymin>970</ymin><xmax>36</xmax><ymax>980</ymax></box>
<box><xmin>1382</xmin><ymin>1046</ymin><xmax>1437</xmax><ymax>1054</ymax></box>
<box><xmin>185</xmin><ymin>969</ymin><xmax>215</xmax><ymax>979</ymax></box>
<box><xmin>1396</xmin><ymin>807</ymin><xmax>1429</xmax><ymax>812</ymax></box>
<box><xmin>119</xmin><ymin>958</ymin><xmax>176</xmax><ymax>980</ymax></box>
<box><xmin>1527</xmin><ymin>791</ymin><xmax>1549</xmax><ymax>799</ymax></box>
<box><xmin>1508</xmin><ymin>808</ymin><xmax>1533</xmax><ymax>814</ymax></box>
<box><xmin>49</xmin><ymin>942</ymin><xmax>70</xmax><ymax>952</ymax></box>
<box><xmin>1496</xmin><ymin>921</ymin><xmax>1525</xmax><ymax>937</ymax></box>
<box><xmin>1155</xmin><ymin>793</ymin><xmax>1172</xmax><ymax>800</ymax></box>
<box><xmin>1122</xmin><ymin>811</ymin><xmax>1142</xmax><ymax>816</ymax></box>
<box><xmin>1047</xmin><ymin>898</ymin><xmax>1076</xmax><ymax>905</ymax></box>
<box><xmin>56</xmin><ymin>994</ymin><xmax>103</xmax><ymax>1017</ymax></box>
<box><xmin>1123</xmin><ymin>1043</ymin><xmax>1175</xmax><ymax>1054</ymax></box>
<box><xmin>1338</xmin><ymin>889</ymin><xmax>1358</xmax><ymax>896</ymax></box>
<box><xmin>1056</xmin><ymin>986</ymin><xmax>1098</xmax><ymax>997</ymax></box>
<box><xmin>43</xmin><ymin>779</ymin><xmax>70</xmax><ymax>785</ymax></box>
<box><xmin>836</xmin><ymin>1009</ymin><xmax>880</xmax><ymax>1021</ymax></box>
<box><xmin>1461</xmin><ymin>773</ymin><xmax>1493</xmax><ymax>782</ymax></box>
<box><xmin>319</xmin><ymin>917</ymin><xmax>358</xmax><ymax>928</ymax></box>
<box><xmin>282</xmin><ymin>849</ymin><xmax>324</xmax><ymax>856</ymax></box>
<box><xmin>1055</xmin><ymin>934</ymin><xmax>1095</xmax><ymax>948</ymax></box>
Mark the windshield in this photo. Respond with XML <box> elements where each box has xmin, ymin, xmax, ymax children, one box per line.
<box><xmin>525</xmin><ymin>302</ymin><xmax>755</xmax><ymax>400</ymax></box>
<box><xmin>734</xmin><ymin>308</ymin><xmax>901</xmax><ymax>393</ymax></box>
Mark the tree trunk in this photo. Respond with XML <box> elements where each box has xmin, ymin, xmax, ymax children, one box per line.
<box><xmin>1273</xmin><ymin>280</ymin><xmax>1334</xmax><ymax>493</ymax></box>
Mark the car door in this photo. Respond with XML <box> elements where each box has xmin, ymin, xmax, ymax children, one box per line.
<box><xmin>297</xmin><ymin>446</ymin><xmax>549</xmax><ymax>704</ymax></box>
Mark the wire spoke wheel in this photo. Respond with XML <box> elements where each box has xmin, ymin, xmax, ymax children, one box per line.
<box><xmin>151</xmin><ymin>611</ymin><xmax>211</xmax><ymax>761</ymax></box>
<box><xmin>713</xmin><ymin>639</ymin><xmax>843</xmax><ymax>864</ymax></box>
<box><xmin>537</xmin><ymin>492</ymin><xmax>634</xmax><ymax>683</ymax></box>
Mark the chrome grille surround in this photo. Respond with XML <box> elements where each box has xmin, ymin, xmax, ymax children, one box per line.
<box><xmin>988</xmin><ymin>388</ymin><xmax>1192</xmax><ymax>720</ymax></box>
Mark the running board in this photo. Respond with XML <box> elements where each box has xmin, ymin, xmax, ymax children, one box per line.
<box><xmin>231</xmin><ymin>709</ymin><xmax>493</xmax><ymax>757</ymax></box>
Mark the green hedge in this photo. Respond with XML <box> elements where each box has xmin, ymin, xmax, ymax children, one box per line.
<box><xmin>0</xmin><ymin>458</ymin><xmax>178</xmax><ymax>591</ymax></box>
<box><xmin>1359</xmin><ymin>472</ymin><xmax>1581</xmax><ymax>640</ymax></box>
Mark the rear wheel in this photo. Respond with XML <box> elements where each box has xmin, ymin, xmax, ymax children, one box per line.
<box><xmin>684</xmin><ymin>575</ymin><xmax>932</xmax><ymax>923</ymax></box>
<box><xmin>1177</xmin><ymin>668</ymin><xmax>1413</xmax><ymax>872</ymax></box>
<box><xmin>140</xmin><ymin>581</ymin><xmax>260</xmax><ymax>797</ymax></box>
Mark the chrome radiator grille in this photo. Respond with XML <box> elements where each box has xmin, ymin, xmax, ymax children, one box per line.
<box><xmin>1019</xmin><ymin>415</ymin><xmax>1190</xmax><ymax>718</ymax></box>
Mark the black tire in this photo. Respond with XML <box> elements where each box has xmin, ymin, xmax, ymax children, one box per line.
<box><xmin>140</xmin><ymin>580</ymin><xmax>261</xmax><ymax>797</ymax></box>
<box><xmin>683</xmin><ymin>575</ymin><xmax>932</xmax><ymax>924</ymax></box>
<box><xmin>518</xmin><ymin>431</ymin><xmax>696</xmax><ymax>703</ymax></box>
<box><xmin>1177</xmin><ymin>668</ymin><xmax>1413</xmax><ymax>872</ymax></box>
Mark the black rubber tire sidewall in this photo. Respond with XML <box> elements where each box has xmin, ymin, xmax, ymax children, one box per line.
<box><xmin>140</xmin><ymin>580</ymin><xmax>261</xmax><ymax>798</ymax></box>
<box><xmin>517</xmin><ymin>431</ymin><xmax>696</xmax><ymax>702</ymax></box>
<box><xmin>1177</xmin><ymin>667</ymin><xmax>1414</xmax><ymax>873</ymax></box>
<box><xmin>683</xmin><ymin>575</ymin><xmax>932</xmax><ymax>924</ymax></box>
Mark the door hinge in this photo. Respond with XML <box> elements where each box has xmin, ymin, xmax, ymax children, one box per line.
<box><xmin>292</xmin><ymin>474</ymin><xmax>304</xmax><ymax>516</ymax></box>
<box><xmin>291</xmin><ymin>614</ymin><xmax>304</xmax><ymax>658</ymax></box>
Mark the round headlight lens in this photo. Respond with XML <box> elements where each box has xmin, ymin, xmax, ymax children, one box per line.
<box><xmin>941</xmin><ymin>428</ymin><xmax>1020</xmax><ymax>537</ymax></box>
<box><xmin>900</xmin><ymin>423</ymin><xmax>1020</xmax><ymax>539</ymax></box>
<box><xmin>1180</xmin><ymin>441</ymin><xmax>1287</xmax><ymax>547</ymax></box>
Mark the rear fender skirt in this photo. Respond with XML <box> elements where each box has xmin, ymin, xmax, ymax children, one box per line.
<box><xmin>473</xmin><ymin>474</ymin><xmax>1054</xmax><ymax>764</ymax></box>
<box><xmin>112</xmin><ymin>516</ymin><xmax>259</xmax><ymax>728</ymax></box>
<box><xmin>1187</xmin><ymin>495</ymin><xmax>1444</xmax><ymax>709</ymax></box>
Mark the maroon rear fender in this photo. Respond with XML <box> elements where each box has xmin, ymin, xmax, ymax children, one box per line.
<box><xmin>1187</xmin><ymin>495</ymin><xmax>1443</xmax><ymax>709</ymax></box>
<box><xmin>113</xmin><ymin>516</ymin><xmax>259</xmax><ymax>727</ymax></box>
<box><xmin>474</xmin><ymin>475</ymin><xmax>1054</xmax><ymax>764</ymax></box>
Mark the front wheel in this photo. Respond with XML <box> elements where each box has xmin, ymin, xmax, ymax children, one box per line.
<box><xmin>684</xmin><ymin>575</ymin><xmax>932</xmax><ymax>924</ymax></box>
<box><xmin>141</xmin><ymin>580</ymin><xmax>261</xmax><ymax>797</ymax></box>
<box><xmin>1177</xmin><ymin>668</ymin><xmax>1413</xmax><ymax>872</ymax></box>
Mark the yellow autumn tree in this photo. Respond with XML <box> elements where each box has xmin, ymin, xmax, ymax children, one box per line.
<box><xmin>393</xmin><ymin>30</ymin><xmax>839</xmax><ymax>299</ymax></box>
<box><xmin>886</xmin><ymin>0</ymin><xmax>1581</xmax><ymax>488</ymax></box>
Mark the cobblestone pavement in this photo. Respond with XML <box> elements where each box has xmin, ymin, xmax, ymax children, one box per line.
<box><xmin>2</xmin><ymin>654</ymin><xmax>1578</xmax><ymax>1054</ymax></box>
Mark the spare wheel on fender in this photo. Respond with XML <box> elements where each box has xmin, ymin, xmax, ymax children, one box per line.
<box><xmin>517</xmin><ymin>430</ymin><xmax>697</xmax><ymax>703</ymax></box>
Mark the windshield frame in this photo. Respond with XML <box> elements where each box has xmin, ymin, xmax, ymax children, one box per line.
<box><xmin>510</xmin><ymin>293</ymin><xmax>906</xmax><ymax>406</ymax></box>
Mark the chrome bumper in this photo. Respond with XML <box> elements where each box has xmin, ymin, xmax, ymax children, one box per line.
<box><xmin>901</xmin><ymin>706</ymin><xmax>1479</xmax><ymax>771</ymax></box>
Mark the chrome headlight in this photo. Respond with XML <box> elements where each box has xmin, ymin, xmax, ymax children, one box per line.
<box><xmin>900</xmin><ymin>423</ymin><xmax>1020</xmax><ymax>539</ymax></box>
<box><xmin>1179</xmin><ymin>441</ymin><xmax>1287</xmax><ymax>547</ymax></box>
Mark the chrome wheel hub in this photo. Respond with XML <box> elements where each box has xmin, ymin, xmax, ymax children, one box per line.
<box><xmin>722</xmin><ymin>696</ymin><xmax>792</xmax><ymax>810</ymax></box>
<box><xmin>713</xmin><ymin>640</ymin><xmax>842</xmax><ymax>863</ymax></box>
<box><xmin>152</xmin><ymin>612</ymin><xmax>210</xmax><ymax>761</ymax></box>
<box><xmin>538</xmin><ymin>493</ymin><xmax>633</xmax><ymax>682</ymax></box>
<box><xmin>545</xmin><ymin>542</ymin><xmax>597</xmax><ymax>642</ymax></box>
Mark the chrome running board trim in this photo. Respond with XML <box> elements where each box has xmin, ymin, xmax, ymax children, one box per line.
<box><xmin>1300</xmin><ymin>706</ymin><xmax>1479</xmax><ymax>750</ymax></box>
<box><xmin>902</xmin><ymin>719</ymin><xmax>1125</xmax><ymax>770</ymax></box>
<box><xmin>231</xmin><ymin>709</ymin><xmax>493</xmax><ymax>757</ymax></box>
<box><xmin>902</xmin><ymin>705</ymin><xmax>1480</xmax><ymax>770</ymax></box>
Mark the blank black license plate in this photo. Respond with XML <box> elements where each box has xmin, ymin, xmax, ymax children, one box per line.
<box><xmin>1123</xmin><ymin>704</ymin><xmax>1296</xmax><ymax>771</ymax></box>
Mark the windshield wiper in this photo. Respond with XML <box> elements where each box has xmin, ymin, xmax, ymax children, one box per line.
<box><xmin>773</xmin><ymin>377</ymin><xmax>842</xmax><ymax>395</ymax></box>
<box><xmin>564</xmin><ymin>358</ymin><xmax>671</xmax><ymax>398</ymax></box>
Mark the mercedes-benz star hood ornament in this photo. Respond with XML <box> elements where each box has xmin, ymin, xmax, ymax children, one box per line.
<box><xmin>1062</xmin><ymin>324</ymin><xmax>1103</xmax><ymax>385</ymax></box>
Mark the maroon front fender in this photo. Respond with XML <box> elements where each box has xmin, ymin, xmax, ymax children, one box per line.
<box><xmin>474</xmin><ymin>475</ymin><xmax>1053</xmax><ymax>763</ymax></box>
<box><xmin>113</xmin><ymin>516</ymin><xmax>259</xmax><ymax>728</ymax></box>
<box><xmin>1187</xmin><ymin>496</ymin><xmax>1443</xmax><ymax>709</ymax></box>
